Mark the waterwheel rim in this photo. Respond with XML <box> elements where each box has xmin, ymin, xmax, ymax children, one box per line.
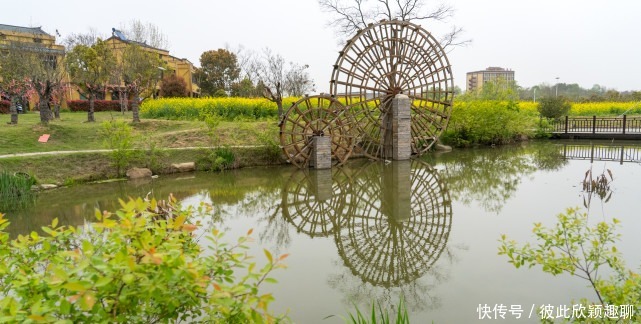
<box><xmin>330</xmin><ymin>20</ymin><xmax>454</xmax><ymax>158</ymax></box>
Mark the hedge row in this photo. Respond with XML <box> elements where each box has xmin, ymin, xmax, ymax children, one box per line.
<box><xmin>0</xmin><ymin>100</ymin><xmax>9</xmax><ymax>114</ymax></box>
<box><xmin>67</xmin><ymin>100</ymin><xmax>136</xmax><ymax>112</ymax></box>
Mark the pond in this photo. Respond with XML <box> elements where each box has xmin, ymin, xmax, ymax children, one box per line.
<box><xmin>3</xmin><ymin>140</ymin><xmax>641</xmax><ymax>323</ymax></box>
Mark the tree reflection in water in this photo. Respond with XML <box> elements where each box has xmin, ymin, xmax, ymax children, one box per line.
<box><xmin>274</xmin><ymin>159</ymin><xmax>454</xmax><ymax>312</ymax></box>
<box><xmin>425</xmin><ymin>145</ymin><xmax>545</xmax><ymax>214</ymax></box>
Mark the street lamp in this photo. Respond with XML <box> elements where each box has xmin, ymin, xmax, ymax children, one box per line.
<box><xmin>555</xmin><ymin>77</ymin><xmax>560</xmax><ymax>97</ymax></box>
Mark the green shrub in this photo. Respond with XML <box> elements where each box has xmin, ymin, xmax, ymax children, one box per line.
<box><xmin>101</xmin><ymin>121</ymin><xmax>137</xmax><ymax>176</ymax></box>
<box><xmin>0</xmin><ymin>195</ymin><xmax>287</xmax><ymax>322</ymax></box>
<box><xmin>499</xmin><ymin>208</ymin><xmax>641</xmax><ymax>322</ymax></box>
<box><xmin>197</xmin><ymin>147</ymin><xmax>237</xmax><ymax>171</ymax></box>
<box><xmin>442</xmin><ymin>100</ymin><xmax>534</xmax><ymax>147</ymax></box>
<box><xmin>537</xmin><ymin>96</ymin><xmax>571</xmax><ymax>119</ymax></box>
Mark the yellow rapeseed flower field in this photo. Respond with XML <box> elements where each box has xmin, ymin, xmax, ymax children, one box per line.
<box><xmin>140</xmin><ymin>97</ymin><xmax>300</xmax><ymax>121</ymax></box>
<box><xmin>518</xmin><ymin>101</ymin><xmax>641</xmax><ymax>116</ymax></box>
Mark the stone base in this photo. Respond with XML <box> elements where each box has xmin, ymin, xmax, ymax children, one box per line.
<box><xmin>309</xmin><ymin>136</ymin><xmax>331</xmax><ymax>169</ymax></box>
<box><xmin>383</xmin><ymin>94</ymin><xmax>411</xmax><ymax>160</ymax></box>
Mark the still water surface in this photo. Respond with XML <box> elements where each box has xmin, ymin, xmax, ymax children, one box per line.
<box><xmin>4</xmin><ymin>141</ymin><xmax>641</xmax><ymax>323</ymax></box>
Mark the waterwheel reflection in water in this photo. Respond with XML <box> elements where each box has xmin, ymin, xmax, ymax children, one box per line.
<box><xmin>278</xmin><ymin>159</ymin><xmax>452</xmax><ymax>309</ymax></box>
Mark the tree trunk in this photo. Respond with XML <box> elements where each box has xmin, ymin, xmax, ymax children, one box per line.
<box><xmin>275</xmin><ymin>98</ymin><xmax>283</xmax><ymax>123</ymax></box>
<box><xmin>9</xmin><ymin>97</ymin><xmax>19</xmax><ymax>125</ymax></box>
<box><xmin>39</xmin><ymin>99</ymin><xmax>51</xmax><ymax>124</ymax></box>
<box><xmin>119</xmin><ymin>89</ymin><xmax>126</xmax><ymax>114</ymax></box>
<box><xmin>132</xmin><ymin>91</ymin><xmax>140</xmax><ymax>123</ymax></box>
<box><xmin>88</xmin><ymin>93</ymin><xmax>95</xmax><ymax>122</ymax></box>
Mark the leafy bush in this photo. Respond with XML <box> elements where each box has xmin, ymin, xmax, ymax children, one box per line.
<box><xmin>197</xmin><ymin>147</ymin><xmax>237</xmax><ymax>171</ymax></box>
<box><xmin>159</xmin><ymin>75</ymin><xmax>189</xmax><ymax>98</ymax></box>
<box><xmin>140</xmin><ymin>97</ymin><xmax>299</xmax><ymax>121</ymax></box>
<box><xmin>0</xmin><ymin>100</ymin><xmax>9</xmax><ymax>114</ymax></box>
<box><xmin>441</xmin><ymin>100</ymin><xmax>534</xmax><ymax>147</ymax></box>
<box><xmin>0</xmin><ymin>195</ymin><xmax>287</xmax><ymax>322</ymax></box>
<box><xmin>537</xmin><ymin>96</ymin><xmax>571</xmax><ymax>119</ymax></box>
<box><xmin>100</xmin><ymin>121</ymin><xmax>137</xmax><ymax>176</ymax></box>
<box><xmin>499</xmin><ymin>208</ymin><xmax>641</xmax><ymax>322</ymax></box>
<box><xmin>67</xmin><ymin>100</ymin><xmax>136</xmax><ymax>112</ymax></box>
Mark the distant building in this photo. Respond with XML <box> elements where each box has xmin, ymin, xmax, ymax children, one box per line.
<box><xmin>466</xmin><ymin>67</ymin><xmax>515</xmax><ymax>92</ymax></box>
<box><xmin>0</xmin><ymin>24</ymin><xmax>68</xmax><ymax>108</ymax></box>
<box><xmin>0</xmin><ymin>24</ymin><xmax>65</xmax><ymax>56</ymax></box>
<box><xmin>106</xmin><ymin>28</ymin><xmax>200</xmax><ymax>98</ymax></box>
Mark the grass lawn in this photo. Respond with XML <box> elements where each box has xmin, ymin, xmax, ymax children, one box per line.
<box><xmin>0</xmin><ymin>111</ymin><xmax>280</xmax><ymax>155</ymax></box>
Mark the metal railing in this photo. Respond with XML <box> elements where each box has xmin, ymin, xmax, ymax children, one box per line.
<box><xmin>552</xmin><ymin>115</ymin><xmax>641</xmax><ymax>134</ymax></box>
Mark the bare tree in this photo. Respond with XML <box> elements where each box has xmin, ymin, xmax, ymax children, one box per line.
<box><xmin>119</xmin><ymin>20</ymin><xmax>170</xmax><ymax>50</ymax></box>
<box><xmin>62</xmin><ymin>27</ymin><xmax>103</xmax><ymax>50</ymax></box>
<box><xmin>249</xmin><ymin>49</ymin><xmax>315</xmax><ymax>117</ymax></box>
<box><xmin>318</xmin><ymin>0</ymin><xmax>469</xmax><ymax>48</ymax></box>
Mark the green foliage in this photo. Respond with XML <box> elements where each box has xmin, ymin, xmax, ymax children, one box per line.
<box><xmin>198</xmin><ymin>147</ymin><xmax>237</xmax><ymax>172</ymax></box>
<box><xmin>343</xmin><ymin>299</ymin><xmax>410</xmax><ymax>324</ymax></box>
<box><xmin>0</xmin><ymin>171</ymin><xmax>36</xmax><ymax>211</ymax></box>
<box><xmin>198</xmin><ymin>116</ymin><xmax>237</xmax><ymax>171</ymax></box>
<box><xmin>122</xmin><ymin>44</ymin><xmax>164</xmax><ymax>98</ymax></box>
<box><xmin>101</xmin><ymin>120</ymin><xmax>136</xmax><ymax>176</ymax></box>
<box><xmin>0</xmin><ymin>171</ymin><xmax>35</xmax><ymax>198</ymax></box>
<box><xmin>65</xmin><ymin>39</ymin><xmax>116</xmax><ymax>122</ymax></box>
<box><xmin>255</xmin><ymin>130</ymin><xmax>282</xmax><ymax>162</ymax></box>
<box><xmin>537</xmin><ymin>96</ymin><xmax>572</xmax><ymax>119</ymax></box>
<box><xmin>65</xmin><ymin>39</ymin><xmax>115</xmax><ymax>95</ymax></box>
<box><xmin>231</xmin><ymin>77</ymin><xmax>261</xmax><ymax>98</ymax></box>
<box><xmin>197</xmin><ymin>48</ymin><xmax>241</xmax><ymax>96</ymax></box>
<box><xmin>441</xmin><ymin>100</ymin><xmax>534</xmax><ymax>147</ymax></box>
<box><xmin>0</xmin><ymin>196</ymin><xmax>288</xmax><ymax>322</ymax></box>
<box><xmin>139</xmin><ymin>134</ymin><xmax>167</xmax><ymax>172</ymax></box>
<box><xmin>499</xmin><ymin>207</ymin><xmax>640</xmax><ymax>322</ymax></box>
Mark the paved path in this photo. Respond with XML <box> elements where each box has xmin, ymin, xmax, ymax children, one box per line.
<box><xmin>0</xmin><ymin>145</ymin><xmax>264</xmax><ymax>159</ymax></box>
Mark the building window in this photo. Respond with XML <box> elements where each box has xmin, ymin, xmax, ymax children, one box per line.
<box><xmin>33</xmin><ymin>38</ymin><xmax>42</xmax><ymax>43</ymax></box>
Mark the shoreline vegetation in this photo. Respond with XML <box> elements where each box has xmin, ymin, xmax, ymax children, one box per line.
<box><xmin>1</xmin><ymin>98</ymin><xmax>640</xmax><ymax>186</ymax></box>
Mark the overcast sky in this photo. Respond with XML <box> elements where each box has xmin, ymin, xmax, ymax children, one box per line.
<box><xmin>4</xmin><ymin>0</ymin><xmax>640</xmax><ymax>93</ymax></box>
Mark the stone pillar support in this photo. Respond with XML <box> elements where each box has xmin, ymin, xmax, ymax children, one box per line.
<box><xmin>310</xmin><ymin>136</ymin><xmax>332</xmax><ymax>169</ymax></box>
<box><xmin>391</xmin><ymin>94</ymin><xmax>412</xmax><ymax>160</ymax></box>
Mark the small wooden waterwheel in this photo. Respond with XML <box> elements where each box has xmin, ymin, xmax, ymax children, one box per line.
<box><xmin>330</xmin><ymin>20</ymin><xmax>454</xmax><ymax>158</ymax></box>
<box><xmin>279</xmin><ymin>168</ymin><xmax>352</xmax><ymax>238</ymax></box>
<box><xmin>279</xmin><ymin>95</ymin><xmax>356</xmax><ymax>168</ymax></box>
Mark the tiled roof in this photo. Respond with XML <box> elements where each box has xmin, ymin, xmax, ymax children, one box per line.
<box><xmin>0</xmin><ymin>24</ymin><xmax>51</xmax><ymax>36</ymax></box>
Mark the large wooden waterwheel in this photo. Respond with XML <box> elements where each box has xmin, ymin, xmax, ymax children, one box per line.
<box><xmin>330</xmin><ymin>20</ymin><xmax>454</xmax><ymax>158</ymax></box>
<box><xmin>334</xmin><ymin>160</ymin><xmax>452</xmax><ymax>287</ymax></box>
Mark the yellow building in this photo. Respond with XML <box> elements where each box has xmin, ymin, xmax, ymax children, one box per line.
<box><xmin>0</xmin><ymin>24</ymin><xmax>65</xmax><ymax>54</ymax></box>
<box><xmin>0</xmin><ymin>24</ymin><xmax>68</xmax><ymax>108</ymax></box>
<box><xmin>105</xmin><ymin>28</ymin><xmax>199</xmax><ymax>98</ymax></box>
<box><xmin>466</xmin><ymin>67</ymin><xmax>515</xmax><ymax>92</ymax></box>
